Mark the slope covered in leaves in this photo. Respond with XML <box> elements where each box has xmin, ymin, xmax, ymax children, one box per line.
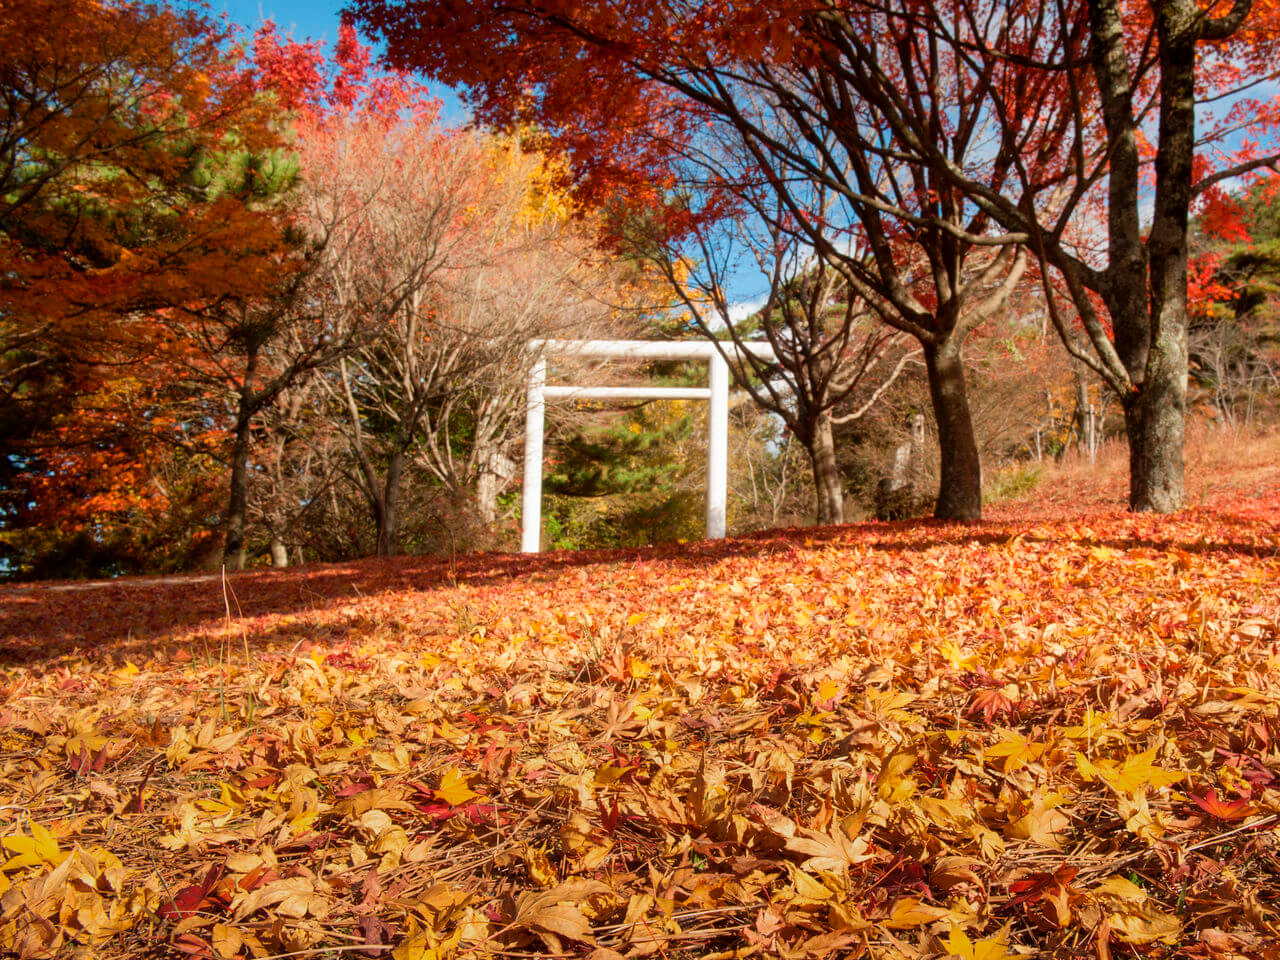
<box><xmin>1</xmin><ymin>484</ymin><xmax>1279</xmax><ymax>958</ymax></box>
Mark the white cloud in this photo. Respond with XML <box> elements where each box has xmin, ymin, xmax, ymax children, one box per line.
<box><xmin>725</xmin><ymin>296</ymin><xmax>767</xmax><ymax>327</ymax></box>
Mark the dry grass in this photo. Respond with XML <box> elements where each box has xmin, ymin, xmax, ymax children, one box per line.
<box><xmin>995</xmin><ymin>421</ymin><xmax>1280</xmax><ymax>516</ymax></box>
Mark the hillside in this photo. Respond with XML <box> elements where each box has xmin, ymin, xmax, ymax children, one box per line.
<box><xmin>1</xmin><ymin>432</ymin><xmax>1278</xmax><ymax>959</ymax></box>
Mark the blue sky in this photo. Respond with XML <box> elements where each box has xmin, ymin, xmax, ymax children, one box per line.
<box><xmin>213</xmin><ymin>0</ymin><xmax>471</xmax><ymax>124</ymax></box>
<box><xmin>215</xmin><ymin>0</ymin><xmax>344</xmax><ymax>45</ymax></box>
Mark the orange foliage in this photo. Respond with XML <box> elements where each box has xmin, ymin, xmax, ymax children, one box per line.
<box><xmin>0</xmin><ymin>0</ymin><xmax>294</xmax><ymax>550</ymax></box>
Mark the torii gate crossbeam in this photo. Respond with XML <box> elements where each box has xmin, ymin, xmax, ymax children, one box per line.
<box><xmin>522</xmin><ymin>339</ymin><xmax>775</xmax><ymax>552</ymax></box>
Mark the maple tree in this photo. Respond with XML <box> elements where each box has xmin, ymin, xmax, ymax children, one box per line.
<box><xmin>807</xmin><ymin>0</ymin><xmax>1280</xmax><ymax>512</ymax></box>
<box><xmin>300</xmin><ymin>110</ymin><xmax>477</xmax><ymax>556</ymax></box>
<box><xmin>637</xmin><ymin>187</ymin><xmax>920</xmax><ymax>526</ymax></box>
<box><xmin>176</xmin><ymin>20</ymin><xmax>655</xmax><ymax>566</ymax></box>
<box><xmin>151</xmin><ymin>19</ymin><xmax>469</xmax><ymax>571</ymax></box>
<box><xmin>351</xmin><ymin>0</ymin><xmax>1046</xmax><ymax>522</ymax></box>
<box><xmin>1188</xmin><ymin>173</ymin><xmax>1280</xmax><ymax>426</ymax></box>
<box><xmin>0</xmin><ymin>11</ymin><xmax>468</xmax><ymax>574</ymax></box>
<box><xmin>0</xmin><ymin>0</ymin><xmax>289</xmax><ymax>569</ymax></box>
<box><xmin>351</xmin><ymin>0</ymin><xmax>1280</xmax><ymax>517</ymax></box>
<box><xmin>238</xmin><ymin>374</ymin><xmax>352</xmax><ymax>567</ymax></box>
<box><xmin>310</xmin><ymin>127</ymin><xmax>639</xmax><ymax>555</ymax></box>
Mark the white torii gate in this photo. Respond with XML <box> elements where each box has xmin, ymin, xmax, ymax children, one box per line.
<box><xmin>522</xmin><ymin>339</ymin><xmax>776</xmax><ymax>553</ymax></box>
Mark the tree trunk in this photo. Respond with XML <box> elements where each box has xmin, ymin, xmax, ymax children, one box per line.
<box><xmin>222</xmin><ymin>410</ymin><xmax>253</xmax><ymax>571</ymax></box>
<box><xmin>477</xmin><ymin>471</ymin><xmax>498</xmax><ymax>525</ymax></box>
<box><xmin>1071</xmin><ymin>358</ymin><xmax>1089</xmax><ymax>453</ymax></box>
<box><xmin>923</xmin><ymin>336</ymin><xmax>982</xmax><ymax>521</ymax></box>
<box><xmin>475</xmin><ymin>444</ymin><xmax>502</xmax><ymax>525</ymax></box>
<box><xmin>1123</xmin><ymin>350</ymin><xmax>1186</xmax><ymax>511</ymax></box>
<box><xmin>269</xmin><ymin>537</ymin><xmax>289</xmax><ymax>568</ymax></box>
<box><xmin>1089</xmin><ymin>0</ymin><xmax>1191</xmax><ymax>513</ymax></box>
<box><xmin>1120</xmin><ymin>2</ymin><xmax>1193</xmax><ymax>513</ymax></box>
<box><xmin>375</xmin><ymin>450</ymin><xmax>404</xmax><ymax>556</ymax></box>
<box><xmin>806</xmin><ymin>411</ymin><xmax>844</xmax><ymax>526</ymax></box>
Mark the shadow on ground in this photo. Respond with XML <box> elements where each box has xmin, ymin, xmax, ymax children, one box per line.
<box><xmin>1</xmin><ymin>495</ymin><xmax>1275</xmax><ymax>670</ymax></box>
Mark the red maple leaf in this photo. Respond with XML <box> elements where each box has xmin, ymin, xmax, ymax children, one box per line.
<box><xmin>1191</xmin><ymin>788</ymin><xmax>1253</xmax><ymax>822</ymax></box>
<box><xmin>157</xmin><ymin>863</ymin><xmax>224</xmax><ymax>920</ymax></box>
<box><xmin>967</xmin><ymin>688</ymin><xmax>1016</xmax><ymax>724</ymax></box>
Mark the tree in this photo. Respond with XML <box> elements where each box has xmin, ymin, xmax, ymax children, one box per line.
<box><xmin>318</xmin><ymin>131</ymin><xmax>641</xmax><ymax>554</ymax></box>
<box><xmin>235</xmin><ymin>20</ymin><xmax>649</xmax><ymax>559</ymax></box>
<box><xmin>0</xmin><ymin>0</ymin><xmax>292</xmax><ymax>573</ymax></box>
<box><xmin>351</xmin><ymin>0</ymin><xmax>1032</xmax><ymax>521</ymax></box>
<box><xmin>179</xmin><ymin>18</ymin><xmax>454</xmax><ymax>569</ymax></box>
<box><xmin>354</xmin><ymin>0</ymin><xmax>1280</xmax><ymax>515</ymax></box>
<box><xmin>806</xmin><ymin>0</ymin><xmax>1280</xmax><ymax>511</ymax></box>
<box><xmin>243</xmin><ymin>372</ymin><xmax>347</xmax><ymax>567</ymax></box>
<box><xmin>544</xmin><ymin>396</ymin><xmax>701</xmax><ymax>549</ymax></box>
<box><xmin>301</xmin><ymin>111</ymin><xmax>478</xmax><ymax>556</ymax></box>
<box><xmin>648</xmin><ymin>210</ymin><xmax>917</xmax><ymax>525</ymax></box>
<box><xmin>1189</xmin><ymin>174</ymin><xmax>1280</xmax><ymax>427</ymax></box>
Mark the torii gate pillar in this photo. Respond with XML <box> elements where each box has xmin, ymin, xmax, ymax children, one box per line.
<box><xmin>705</xmin><ymin>349</ymin><xmax>730</xmax><ymax>541</ymax></box>
<box><xmin>521</xmin><ymin>357</ymin><xmax>548</xmax><ymax>553</ymax></box>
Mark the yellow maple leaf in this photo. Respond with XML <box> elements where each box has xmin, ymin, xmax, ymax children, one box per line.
<box><xmin>1</xmin><ymin>821</ymin><xmax>67</xmax><ymax>872</ymax></box>
<box><xmin>194</xmin><ymin>782</ymin><xmax>246</xmax><ymax>818</ymax></box>
<box><xmin>1093</xmin><ymin>875</ymin><xmax>1147</xmax><ymax>901</ymax></box>
<box><xmin>1076</xmin><ymin>749</ymin><xmax>1184</xmax><ymax>796</ymax></box>
<box><xmin>1060</xmin><ymin>706</ymin><xmax>1118</xmax><ymax>743</ymax></box>
<box><xmin>983</xmin><ymin>733</ymin><xmax>1046</xmax><ymax>772</ymax></box>
<box><xmin>946</xmin><ymin>926</ymin><xmax>1016</xmax><ymax>960</ymax></box>
<box><xmin>289</xmin><ymin>793</ymin><xmax>325</xmax><ymax>833</ymax></box>
<box><xmin>114</xmin><ymin>661</ymin><xmax>140</xmax><ymax>680</ymax></box>
<box><xmin>877</xmin><ymin>750</ymin><xmax>918</xmax><ymax>802</ymax></box>
<box><xmin>392</xmin><ymin>916</ymin><xmax>462</xmax><ymax>960</ymax></box>
<box><xmin>344</xmin><ymin>725</ymin><xmax>368</xmax><ymax>748</ymax></box>
<box><xmin>435</xmin><ymin>768</ymin><xmax>479</xmax><ymax>807</ymax></box>
<box><xmin>940</xmin><ymin>641</ymin><xmax>979</xmax><ymax>672</ymax></box>
<box><xmin>371</xmin><ymin>746</ymin><xmax>413</xmax><ymax>775</ymax></box>
<box><xmin>523</xmin><ymin>845</ymin><xmax>557</xmax><ymax>886</ymax></box>
<box><xmin>884</xmin><ymin>896</ymin><xmax>951</xmax><ymax>928</ymax></box>
<box><xmin>1092</xmin><ymin>875</ymin><xmax>1182</xmax><ymax>945</ymax></box>
<box><xmin>1008</xmin><ymin>802</ymin><xmax>1070</xmax><ymax>849</ymax></box>
<box><xmin>866</xmin><ymin>689</ymin><xmax>920</xmax><ymax>725</ymax></box>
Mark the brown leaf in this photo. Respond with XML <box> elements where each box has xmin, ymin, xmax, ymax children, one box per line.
<box><xmin>231</xmin><ymin>876</ymin><xmax>331</xmax><ymax>921</ymax></box>
<box><xmin>333</xmin><ymin>787</ymin><xmax>414</xmax><ymax>817</ymax></box>
<box><xmin>512</xmin><ymin>879</ymin><xmax>611</xmax><ymax>948</ymax></box>
<box><xmin>929</xmin><ymin>855</ymin><xmax>984</xmax><ymax>891</ymax></box>
<box><xmin>785</xmin><ymin>826</ymin><xmax>872</xmax><ymax>873</ymax></box>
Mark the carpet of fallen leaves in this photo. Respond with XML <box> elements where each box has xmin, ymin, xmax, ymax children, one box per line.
<box><xmin>2</xmin><ymin>486</ymin><xmax>1280</xmax><ymax>959</ymax></box>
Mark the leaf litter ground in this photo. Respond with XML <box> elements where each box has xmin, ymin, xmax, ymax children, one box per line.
<box><xmin>1</xmin><ymin>478</ymin><xmax>1279</xmax><ymax>959</ymax></box>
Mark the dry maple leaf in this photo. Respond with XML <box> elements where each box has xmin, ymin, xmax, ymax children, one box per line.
<box><xmin>434</xmin><ymin>767</ymin><xmax>480</xmax><ymax>806</ymax></box>
<box><xmin>785</xmin><ymin>826</ymin><xmax>874</xmax><ymax>873</ymax></box>
<box><xmin>966</xmin><ymin>689</ymin><xmax>1016</xmax><ymax>724</ymax></box>
<box><xmin>945</xmin><ymin>926</ymin><xmax>1017</xmax><ymax>960</ymax></box>
<box><xmin>1190</xmin><ymin>788</ymin><xmax>1254</xmax><ymax>822</ymax></box>
<box><xmin>1076</xmin><ymin>749</ymin><xmax>1184</xmax><ymax>796</ymax></box>
<box><xmin>232</xmin><ymin>876</ymin><xmax>333</xmax><ymax>921</ymax></box>
<box><xmin>511</xmin><ymin>879</ymin><xmax>611</xmax><ymax>949</ymax></box>
<box><xmin>5</xmin><ymin>465</ymin><xmax>1280</xmax><ymax>960</ymax></box>
<box><xmin>1009</xmin><ymin>865</ymin><xmax>1081</xmax><ymax>927</ymax></box>
<box><xmin>1092</xmin><ymin>875</ymin><xmax>1182</xmax><ymax>946</ymax></box>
